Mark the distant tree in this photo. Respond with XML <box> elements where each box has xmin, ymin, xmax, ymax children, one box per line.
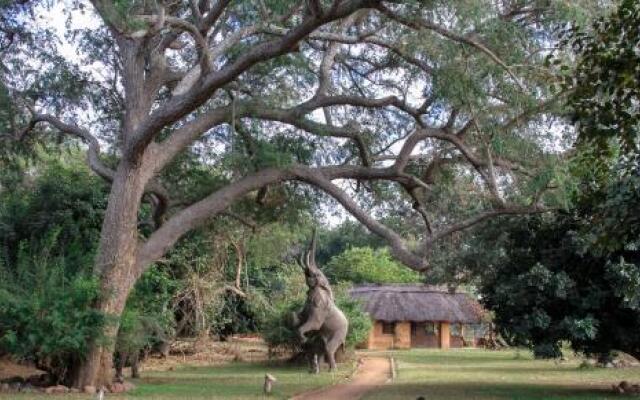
<box><xmin>316</xmin><ymin>221</ymin><xmax>384</xmax><ymax>265</ymax></box>
<box><xmin>325</xmin><ymin>247</ymin><xmax>421</xmax><ymax>284</ymax></box>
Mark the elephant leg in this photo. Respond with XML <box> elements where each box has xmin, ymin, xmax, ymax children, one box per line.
<box><xmin>130</xmin><ymin>351</ymin><xmax>140</xmax><ymax>379</ymax></box>
<box><xmin>324</xmin><ymin>347</ymin><xmax>336</xmax><ymax>372</ymax></box>
<box><xmin>308</xmin><ymin>353</ymin><xmax>319</xmax><ymax>374</ymax></box>
<box><xmin>325</xmin><ymin>335</ymin><xmax>343</xmax><ymax>372</ymax></box>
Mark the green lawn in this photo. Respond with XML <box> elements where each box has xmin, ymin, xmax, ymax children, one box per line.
<box><xmin>0</xmin><ymin>360</ymin><xmax>354</xmax><ymax>400</ymax></box>
<box><xmin>363</xmin><ymin>348</ymin><xmax>640</xmax><ymax>400</ymax></box>
<box><xmin>3</xmin><ymin>349</ymin><xmax>638</xmax><ymax>399</ymax></box>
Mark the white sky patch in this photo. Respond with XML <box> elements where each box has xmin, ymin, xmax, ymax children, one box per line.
<box><xmin>40</xmin><ymin>1</ymin><xmax>101</xmax><ymax>62</ymax></box>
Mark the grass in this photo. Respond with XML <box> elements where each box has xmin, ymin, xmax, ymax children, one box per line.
<box><xmin>363</xmin><ymin>348</ymin><xmax>640</xmax><ymax>400</ymax></box>
<box><xmin>0</xmin><ymin>360</ymin><xmax>354</xmax><ymax>400</ymax></box>
<box><xmin>3</xmin><ymin>349</ymin><xmax>638</xmax><ymax>399</ymax></box>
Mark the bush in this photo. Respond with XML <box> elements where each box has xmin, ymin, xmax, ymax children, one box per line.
<box><xmin>117</xmin><ymin>267</ymin><xmax>178</xmax><ymax>359</ymax></box>
<box><xmin>0</xmin><ymin>156</ymin><xmax>110</xmax><ymax>383</ymax></box>
<box><xmin>0</xmin><ymin>234</ymin><xmax>105</xmax><ymax>384</ymax></box>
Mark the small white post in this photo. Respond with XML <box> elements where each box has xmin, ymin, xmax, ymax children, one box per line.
<box><xmin>263</xmin><ymin>373</ymin><xmax>277</xmax><ymax>395</ymax></box>
<box><xmin>389</xmin><ymin>356</ymin><xmax>397</xmax><ymax>381</ymax></box>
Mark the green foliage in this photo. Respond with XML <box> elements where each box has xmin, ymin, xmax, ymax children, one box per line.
<box><xmin>261</xmin><ymin>297</ymin><xmax>304</xmax><ymax>352</ymax></box>
<box><xmin>474</xmin><ymin>204</ymin><xmax>640</xmax><ymax>359</ymax></box>
<box><xmin>325</xmin><ymin>247</ymin><xmax>422</xmax><ymax>285</ymax></box>
<box><xmin>0</xmin><ymin>154</ymin><xmax>109</xmax><ymax>382</ymax></box>
<box><xmin>0</xmin><ymin>151</ymin><xmax>108</xmax><ymax>275</ymax></box>
<box><xmin>118</xmin><ymin>266</ymin><xmax>178</xmax><ymax>355</ymax></box>
<box><xmin>0</xmin><ymin>233</ymin><xmax>105</xmax><ymax>383</ymax></box>
<box><xmin>433</xmin><ymin>159</ymin><xmax>640</xmax><ymax>360</ymax></box>
<box><xmin>315</xmin><ymin>221</ymin><xmax>384</xmax><ymax>265</ymax></box>
<box><xmin>210</xmin><ymin>290</ymin><xmax>271</xmax><ymax>338</ymax></box>
<box><xmin>560</xmin><ymin>0</ymin><xmax>640</xmax><ymax>156</ymax></box>
<box><xmin>470</xmin><ymin>0</ymin><xmax>640</xmax><ymax>360</ymax></box>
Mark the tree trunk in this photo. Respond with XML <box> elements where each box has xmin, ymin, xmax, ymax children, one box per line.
<box><xmin>71</xmin><ymin>162</ymin><xmax>147</xmax><ymax>389</ymax></box>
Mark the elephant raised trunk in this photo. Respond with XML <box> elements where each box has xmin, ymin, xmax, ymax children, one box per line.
<box><xmin>293</xmin><ymin>229</ymin><xmax>348</xmax><ymax>372</ymax></box>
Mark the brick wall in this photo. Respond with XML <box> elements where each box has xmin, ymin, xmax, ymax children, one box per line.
<box><xmin>366</xmin><ymin>321</ymin><xmax>395</xmax><ymax>349</ymax></box>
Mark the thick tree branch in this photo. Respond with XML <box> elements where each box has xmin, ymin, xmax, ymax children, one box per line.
<box><xmin>135</xmin><ymin>164</ymin><xmax>431</xmax><ymax>272</ymax></box>
<box><xmin>130</xmin><ymin>0</ymin><xmax>381</xmax><ymax>156</ymax></box>
<box><xmin>135</xmin><ymin>153</ymin><xmax>556</xmax><ymax>274</ymax></box>
<box><xmin>294</xmin><ymin>168</ymin><xmax>429</xmax><ymax>270</ymax></box>
<box><xmin>154</xmin><ymin>92</ymin><xmax>405</xmax><ymax>173</ymax></box>
<box><xmin>18</xmin><ymin>113</ymin><xmax>114</xmax><ymax>181</ymax></box>
<box><xmin>200</xmin><ymin>0</ymin><xmax>232</xmax><ymax>33</ymax></box>
<box><xmin>139</xmin><ymin>15</ymin><xmax>213</xmax><ymax>74</ymax></box>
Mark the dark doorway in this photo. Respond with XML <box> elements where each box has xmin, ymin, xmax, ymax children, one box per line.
<box><xmin>410</xmin><ymin>321</ymin><xmax>440</xmax><ymax>348</ymax></box>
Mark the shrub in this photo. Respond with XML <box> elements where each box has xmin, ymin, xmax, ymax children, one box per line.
<box><xmin>0</xmin><ymin>234</ymin><xmax>105</xmax><ymax>384</ymax></box>
<box><xmin>0</xmin><ymin>157</ymin><xmax>107</xmax><ymax>384</ymax></box>
<box><xmin>116</xmin><ymin>267</ymin><xmax>178</xmax><ymax>361</ymax></box>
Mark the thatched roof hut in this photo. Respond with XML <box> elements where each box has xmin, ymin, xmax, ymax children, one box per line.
<box><xmin>350</xmin><ymin>285</ymin><xmax>487</xmax><ymax>350</ymax></box>
<box><xmin>350</xmin><ymin>285</ymin><xmax>484</xmax><ymax>324</ymax></box>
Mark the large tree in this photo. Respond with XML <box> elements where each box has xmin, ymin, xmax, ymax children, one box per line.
<box><xmin>2</xmin><ymin>0</ymin><xmax>595</xmax><ymax>387</ymax></box>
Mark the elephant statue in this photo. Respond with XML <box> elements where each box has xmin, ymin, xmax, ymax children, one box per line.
<box><xmin>292</xmin><ymin>229</ymin><xmax>348</xmax><ymax>372</ymax></box>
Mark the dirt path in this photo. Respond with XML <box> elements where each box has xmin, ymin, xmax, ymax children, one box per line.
<box><xmin>291</xmin><ymin>357</ymin><xmax>391</xmax><ymax>400</ymax></box>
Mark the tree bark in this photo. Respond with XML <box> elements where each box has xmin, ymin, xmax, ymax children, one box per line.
<box><xmin>72</xmin><ymin>162</ymin><xmax>147</xmax><ymax>388</ymax></box>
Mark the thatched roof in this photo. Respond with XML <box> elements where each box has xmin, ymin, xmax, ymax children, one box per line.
<box><xmin>350</xmin><ymin>285</ymin><xmax>485</xmax><ymax>324</ymax></box>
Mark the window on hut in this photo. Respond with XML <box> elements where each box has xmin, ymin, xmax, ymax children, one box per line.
<box><xmin>463</xmin><ymin>324</ymin><xmax>476</xmax><ymax>343</ymax></box>
<box><xmin>382</xmin><ymin>322</ymin><xmax>395</xmax><ymax>334</ymax></box>
<box><xmin>451</xmin><ymin>323</ymin><xmax>463</xmax><ymax>337</ymax></box>
<box><xmin>424</xmin><ymin>322</ymin><xmax>438</xmax><ymax>335</ymax></box>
